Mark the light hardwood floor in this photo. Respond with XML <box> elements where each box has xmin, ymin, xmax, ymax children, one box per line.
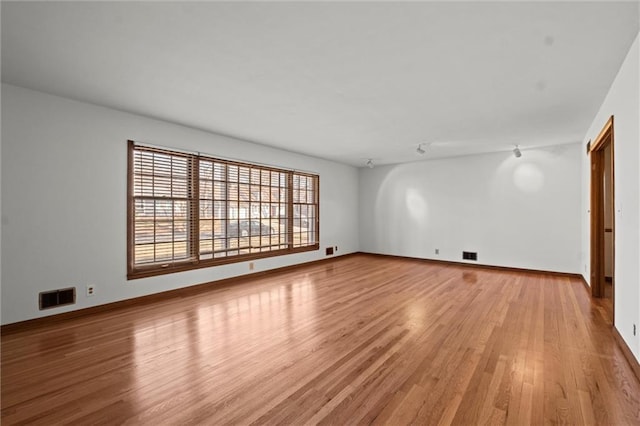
<box><xmin>2</xmin><ymin>254</ymin><xmax>639</xmax><ymax>425</ymax></box>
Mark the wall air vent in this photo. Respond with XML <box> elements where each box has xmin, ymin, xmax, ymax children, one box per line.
<box><xmin>39</xmin><ymin>287</ymin><xmax>76</xmax><ymax>310</ymax></box>
<box><xmin>325</xmin><ymin>247</ymin><xmax>334</xmax><ymax>256</ymax></box>
<box><xmin>462</xmin><ymin>251</ymin><xmax>478</xmax><ymax>261</ymax></box>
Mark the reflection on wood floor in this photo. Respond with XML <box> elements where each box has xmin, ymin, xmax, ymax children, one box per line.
<box><xmin>2</xmin><ymin>254</ymin><xmax>639</xmax><ymax>425</ymax></box>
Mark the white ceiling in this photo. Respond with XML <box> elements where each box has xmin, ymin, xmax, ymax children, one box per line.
<box><xmin>2</xmin><ymin>1</ymin><xmax>639</xmax><ymax>167</ymax></box>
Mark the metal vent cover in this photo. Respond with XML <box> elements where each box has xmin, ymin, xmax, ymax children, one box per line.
<box><xmin>39</xmin><ymin>287</ymin><xmax>76</xmax><ymax>310</ymax></box>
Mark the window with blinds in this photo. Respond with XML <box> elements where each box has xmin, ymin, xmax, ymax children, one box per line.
<box><xmin>127</xmin><ymin>141</ymin><xmax>319</xmax><ymax>279</ymax></box>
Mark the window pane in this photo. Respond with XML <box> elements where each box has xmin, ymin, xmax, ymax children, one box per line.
<box><xmin>135</xmin><ymin>244</ymin><xmax>155</xmax><ymax>264</ymax></box>
<box><xmin>239</xmin><ymin>184</ymin><xmax>250</xmax><ymax>202</ymax></box>
<box><xmin>173</xmin><ymin>177</ymin><xmax>188</xmax><ymax>198</ymax></box>
<box><xmin>130</xmin><ymin>145</ymin><xmax>196</xmax><ymax>271</ymax></box>
<box><xmin>228</xmin><ymin>165</ymin><xmax>238</xmax><ymax>182</ymax></box>
<box><xmin>228</xmin><ymin>201</ymin><xmax>239</xmax><ymax>219</ymax></box>
<box><xmin>152</xmin><ymin>200</ymin><xmax>166</xmax><ymax>218</ymax></box>
<box><xmin>291</xmin><ymin>174</ymin><xmax>318</xmax><ymax>249</ymax></box>
<box><xmin>214</xmin><ymin>238</ymin><xmax>227</xmax><ymax>253</ymax></box>
<box><xmin>239</xmin><ymin>167</ymin><xmax>250</xmax><ymax>184</ymax></box>
<box><xmin>200</xmin><ymin>219</ymin><xmax>213</xmax><ymax>240</ymax></box>
<box><xmin>134</xmin><ymin>221</ymin><xmax>154</xmax><ymax>244</ymax></box>
<box><xmin>261</xmin><ymin>170</ymin><xmax>270</xmax><ymax>186</ymax></box>
<box><xmin>214</xmin><ymin>181</ymin><xmax>225</xmax><ymax>199</ymax></box>
<box><xmin>213</xmin><ymin>219</ymin><xmax>224</xmax><ymax>237</ymax></box>
<box><xmin>200</xmin><ymin>160</ymin><xmax>212</xmax><ymax>180</ymax></box>
<box><xmin>214</xmin><ymin>201</ymin><xmax>226</xmax><ymax>219</ymax></box>
<box><xmin>173</xmin><ymin>241</ymin><xmax>188</xmax><ymax>259</ymax></box>
<box><xmin>200</xmin><ymin>239</ymin><xmax>212</xmax><ymax>255</ymax></box>
<box><xmin>239</xmin><ymin>202</ymin><xmax>250</xmax><ymax>220</ymax></box>
<box><xmin>228</xmin><ymin>183</ymin><xmax>238</xmax><ymax>200</ymax></box>
<box><xmin>251</xmin><ymin>168</ymin><xmax>261</xmax><ymax>184</ymax></box>
<box><xmin>250</xmin><ymin>185</ymin><xmax>260</xmax><ymax>202</ymax></box>
<box><xmin>174</xmin><ymin>200</ymin><xmax>188</xmax><ymax>219</ymax></box>
<box><xmin>251</xmin><ymin>203</ymin><xmax>260</xmax><ymax>219</ymax></box>
<box><xmin>200</xmin><ymin>200</ymin><xmax>213</xmax><ymax>220</ymax></box>
<box><xmin>200</xmin><ymin>180</ymin><xmax>212</xmax><ymax>199</ymax></box>
<box><xmin>155</xmin><ymin>242</ymin><xmax>174</xmax><ymax>262</ymax></box>
<box><xmin>213</xmin><ymin>163</ymin><xmax>225</xmax><ymax>181</ymax></box>
<box><xmin>155</xmin><ymin>221</ymin><xmax>173</xmax><ymax>243</ymax></box>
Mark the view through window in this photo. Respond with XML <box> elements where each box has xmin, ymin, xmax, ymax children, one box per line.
<box><xmin>128</xmin><ymin>141</ymin><xmax>319</xmax><ymax>279</ymax></box>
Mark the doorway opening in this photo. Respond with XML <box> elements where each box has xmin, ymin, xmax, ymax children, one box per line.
<box><xmin>589</xmin><ymin>115</ymin><xmax>615</xmax><ymax>323</ymax></box>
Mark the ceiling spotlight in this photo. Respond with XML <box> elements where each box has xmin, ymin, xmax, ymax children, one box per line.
<box><xmin>513</xmin><ymin>146</ymin><xmax>522</xmax><ymax>158</ymax></box>
<box><xmin>416</xmin><ymin>144</ymin><xmax>426</xmax><ymax>155</ymax></box>
<box><xmin>366</xmin><ymin>159</ymin><xmax>374</xmax><ymax>169</ymax></box>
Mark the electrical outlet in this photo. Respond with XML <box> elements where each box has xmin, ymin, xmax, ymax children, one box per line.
<box><xmin>86</xmin><ymin>285</ymin><xmax>95</xmax><ymax>297</ymax></box>
<box><xmin>249</xmin><ymin>262</ymin><xmax>254</xmax><ymax>271</ymax></box>
<box><xmin>335</xmin><ymin>246</ymin><xmax>338</xmax><ymax>252</ymax></box>
<box><xmin>634</xmin><ymin>324</ymin><xmax>636</xmax><ymax>336</ymax></box>
<box><xmin>435</xmin><ymin>248</ymin><xmax>439</xmax><ymax>255</ymax></box>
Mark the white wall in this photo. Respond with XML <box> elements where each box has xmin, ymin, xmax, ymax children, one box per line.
<box><xmin>581</xmin><ymin>34</ymin><xmax>640</xmax><ymax>359</ymax></box>
<box><xmin>0</xmin><ymin>84</ymin><xmax>359</xmax><ymax>325</ymax></box>
<box><xmin>359</xmin><ymin>144</ymin><xmax>582</xmax><ymax>274</ymax></box>
<box><xmin>0</xmin><ymin>85</ymin><xmax>3</xmax><ymax>325</ymax></box>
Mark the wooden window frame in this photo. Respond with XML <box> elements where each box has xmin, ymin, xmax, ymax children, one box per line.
<box><xmin>127</xmin><ymin>141</ymin><xmax>319</xmax><ymax>279</ymax></box>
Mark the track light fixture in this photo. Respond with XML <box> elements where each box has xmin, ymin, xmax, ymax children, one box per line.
<box><xmin>513</xmin><ymin>145</ymin><xmax>522</xmax><ymax>158</ymax></box>
<box><xmin>416</xmin><ymin>143</ymin><xmax>426</xmax><ymax>155</ymax></box>
<box><xmin>366</xmin><ymin>159</ymin><xmax>374</xmax><ymax>169</ymax></box>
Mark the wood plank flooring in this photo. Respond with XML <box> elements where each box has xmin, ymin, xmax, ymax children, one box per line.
<box><xmin>2</xmin><ymin>254</ymin><xmax>639</xmax><ymax>425</ymax></box>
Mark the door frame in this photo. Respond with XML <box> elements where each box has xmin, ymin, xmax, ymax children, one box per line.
<box><xmin>589</xmin><ymin>115</ymin><xmax>615</xmax><ymax>313</ymax></box>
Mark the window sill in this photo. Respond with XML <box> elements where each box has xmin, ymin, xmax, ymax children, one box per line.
<box><xmin>127</xmin><ymin>244</ymin><xmax>320</xmax><ymax>280</ymax></box>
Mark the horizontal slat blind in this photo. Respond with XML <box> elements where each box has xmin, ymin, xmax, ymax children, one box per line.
<box><xmin>198</xmin><ymin>161</ymin><xmax>290</xmax><ymax>260</ymax></box>
<box><xmin>292</xmin><ymin>173</ymin><xmax>318</xmax><ymax>248</ymax></box>
<box><xmin>131</xmin><ymin>144</ymin><xmax>197</xmax><ymax>268</ymax></box>
<box><xmin>128</xmin><ymin>141</ymin><xmax>319</xmax><ymax>279</ymax></box>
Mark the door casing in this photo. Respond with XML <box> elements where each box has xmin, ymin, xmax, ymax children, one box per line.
<box><xmin>589</xmin><ymin>116</ymin><xmax>615</xmax><ymax>319</ymax></box>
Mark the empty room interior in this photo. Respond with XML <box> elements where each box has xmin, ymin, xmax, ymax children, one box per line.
<box><xmin>2</xmin><ymin>1</ymin><xmax>640</xmax><ymax>425</ymax></box>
